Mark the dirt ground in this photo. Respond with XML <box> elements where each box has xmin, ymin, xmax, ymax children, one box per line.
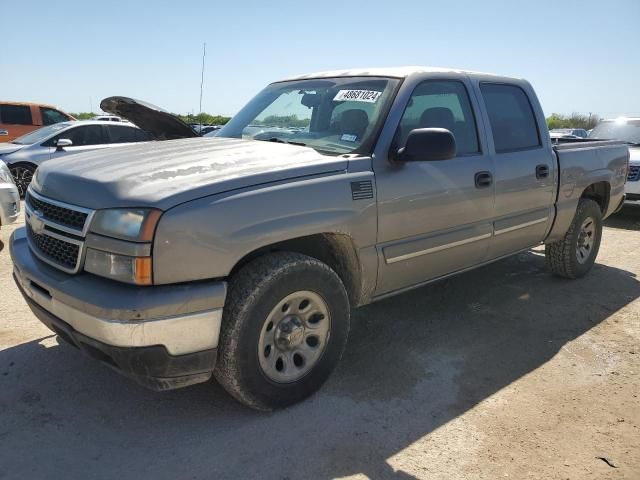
<box><xmin>0</xmin><ymin>202</ymin><xmax>638</xmax><ymax>480</ymax></box>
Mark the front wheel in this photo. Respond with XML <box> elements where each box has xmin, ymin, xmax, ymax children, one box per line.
<box><xmin>545</xmin><ymin>198</ymin><xmax>603</xmax><ymax>278</ymax></box>
<box><xmin>214</xmin><ymin>252</ymin><xmax>350</xmax><ymax>410</ymax></box>
<box><xmin>9</xmin><ymin>163</ymin><xmax>36</xmax><ymax>198</ymax></box>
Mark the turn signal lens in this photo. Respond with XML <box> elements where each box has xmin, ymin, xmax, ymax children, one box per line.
<box><xmin>134</xmin><ymin>257</ymin><xmax>153</xmax><ymax>285</ymax></box>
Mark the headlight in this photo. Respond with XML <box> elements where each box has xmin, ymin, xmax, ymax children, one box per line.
<box><xmin>90</xmin><ymin>208</ymin><xmax>162</xmax><ymax>242</ymax></box>
<box><xmin>87</xmin><ymin>208</ymin><xmax>161</xmax><ymax>285</ymax></box>
<box><xmin>84</xmin><ymin>249</ymin><xmax>152</xmax><ymax>285</ymax></box>
<box><xmin>0</xmin><ymin>161</ymin><xmax>15</xmax><ymax>185</ymax></box>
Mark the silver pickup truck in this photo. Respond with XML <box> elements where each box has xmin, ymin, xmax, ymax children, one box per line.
<box><xmin>9</xmin><ymin>67</ymin><xmax>629</xmax><ymax>410</ymax></box>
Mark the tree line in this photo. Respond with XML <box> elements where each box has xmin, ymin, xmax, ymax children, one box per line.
<box><xmin>69</xmin><ymin>111</ymin><xmax>602</xmax><ymax>130</ymax></box>
<box><xmin>69</xmin><ymin>111</ymin><xmax>231</xmax><ymax>125</ymax></box>
<box><xmin>546</xmin><ymin>113</ymin><xmax>601</xmax><ymax>130</ymax></box>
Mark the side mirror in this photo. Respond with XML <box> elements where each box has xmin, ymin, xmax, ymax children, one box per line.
<box><xmin>55</xmin><ymin>138</ymin><xmax>73</xmax><ymax>151</ymax></box>
<box><xmin>396</xmin><ymin>128</ymin><xmax>456</xmax><ymax>162</ymax></box>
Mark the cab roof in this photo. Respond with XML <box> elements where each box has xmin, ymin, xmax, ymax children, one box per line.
<box><xmin>281</xmin><ymin>66</ymin><xmax>510</xmax><ymax>82</ymax></box>
<box><xmin>0</xmin><ymin>100</ymin><xmax>63</xmax><ymax>109</ymax></box>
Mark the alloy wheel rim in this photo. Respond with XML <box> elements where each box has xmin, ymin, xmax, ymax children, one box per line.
<box><xmin>576</xmin><ymin>216</ymin><xmax>596</xmax><ymax>264</ymax></box>
<box><xmin>258</xmin><ymin>290</ymin><xmax>331</xmax><ymax>383</ymax></box>
<box><xmin>10</xmin><ymin>167</ymin><xmax>33</xmax><ymax>197</ymax></box>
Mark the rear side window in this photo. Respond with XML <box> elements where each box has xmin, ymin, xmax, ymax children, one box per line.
<box><xmin>134</xmin><ymin>129</ymin><xmax>152</xmax><ymax>141</ymax></box>
<box><xmin>48</xmin><ymin>125</ymin><xmax>105</xmax><ymax>147</ymax></box>
<box><xmin>107</xmin><ymin>125</ymin><xmax>144</xmax><ymax>143</ymax></box>
<box><xmin>395</xmin><ymin>80</ymin><xmax>480</xmax><ymax>155</ymax></box>
<box><xmin>41</xmin><ymin>107</ymin><xmax>69</xmax><ymax>126</ymax></box>
<box><xmin>480</xmin><ymin>83</ymin><xmax>540</xmax><ymax>153</ymax></box>
<box><xmin>0</xmin><ymin>105</ymin><xmax>32</xmax><ymax>125</ymax></box>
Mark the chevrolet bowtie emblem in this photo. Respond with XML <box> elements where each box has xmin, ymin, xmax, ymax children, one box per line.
<box><xmin>30</xmin><ymin>211</ymin><xmax>46</xmax><ymax>235</ymax></box>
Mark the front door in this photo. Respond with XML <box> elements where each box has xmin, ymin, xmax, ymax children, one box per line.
<box><xmin>48</xmin><ymin>124</ymin><xmax>107</xmax><ymax>159</ymax></box>
<box><xmin>374</xmin><ymin>78</ymin><xmax>495</xmax><ymax>295</ymax></box>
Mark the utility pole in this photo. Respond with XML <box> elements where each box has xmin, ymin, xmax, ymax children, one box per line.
<box><xmin>199</xmin><ymin>42</ymin><xmax>206</xmax><ymax>122</ymax></box>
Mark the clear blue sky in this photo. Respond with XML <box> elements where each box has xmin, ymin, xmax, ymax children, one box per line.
<box><xmin>3</xmin><ymin>0</ymin><xmax>639</xmax><ymax>118</ymax></box>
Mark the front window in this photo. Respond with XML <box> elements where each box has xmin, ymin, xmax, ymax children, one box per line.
<box><xmin>217</xmin><ymin>77</ymin><xmax>399</xmax><ymax>155</ymax></box>
<box><xmin>589</xmin><ymin>119</ymin><xmax>640</xmax><ymax>145</ymax></box>
<box><xmin>41</xmin><ymin>107</ymin><xmax>70</xmax><ymax>126</ymax></box>
<box><xmin>11</xmin><ymin>123</ymin><xmax>71</xmax><ymax>145</ymax></box>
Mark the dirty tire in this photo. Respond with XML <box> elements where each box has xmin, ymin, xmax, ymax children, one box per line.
<box><xmin>214</xmin><ymin>252</ymin><xmax>350</xmax><ymax>411</ymax></box>
<box><xmin>545</xmin><ymin>198</ymin><xmax>603</xmax><ymax>279</ymax></box>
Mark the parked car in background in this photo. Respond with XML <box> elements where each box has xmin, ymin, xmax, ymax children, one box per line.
<box><xmin>9</xmin><ymin>67</ymin><xmax>628</xmax><ymax>410</ymax></box>
<box><xmin>550</xmin><ymin>128</ymin><xmax>588</xmax><ymax>139</ymax></box>
<box><xmin>0</xmin><ymin>160</ymin><xmax>20</xmax><ymax>229</ymax></box>
<box><xmin>0</xmin><ymin>101</ymin><xmax>75</xmax><ymax>142</ymax></box>
<box><xmin>92</xmin><ymin>115</ymin><xmax>130</xmax><ymax>123</ymax></box>
<box><xmin>590</xmin><ymin>117</ymin><xmax>640</xmax><ymax>201</ymax></box>
<box><xmin>0</xmin><ymin>121</ymin><xmax>152</xmax><ymax>196</ymax></box>
<box><xmin>201</xmin><ymin>125</ymin><xmax>222</xmax><ymax>135</ymax></box>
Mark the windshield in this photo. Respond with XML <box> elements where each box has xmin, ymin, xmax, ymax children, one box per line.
<box><xmin>589</xmin><ymin>119</ymin><xmax>640</xmax><ymax>144</ymax></box>
<box><xmin>12</xmin><ymin>123</ymin><xmax>71</xmax><ymax>145</ymax></box>
<box><xmin>216</xmin><ymin>77</ymin><xmax>399</xmax><ymax>155</ymax></box>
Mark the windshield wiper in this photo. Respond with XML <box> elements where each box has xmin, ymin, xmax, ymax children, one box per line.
<box><xmin>264</xmin><ymin>137</ymin><xmax>307</xmax><ymax>147</ymax></box>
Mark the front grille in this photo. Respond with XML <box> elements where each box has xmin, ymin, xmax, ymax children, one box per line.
<box><xmin>27</xmin><ymin>224</ymin><xmax>80</xmax><ymax>270</ymax></box>
<box><xmin>26</xmin><ymin>192</ymin><xmax>88</xmax><ymax>231</ymax></box>
<box><xmin>628</xmin><ymin>165</ymin><xmax>640</xmax><ymax>182</ymax></box>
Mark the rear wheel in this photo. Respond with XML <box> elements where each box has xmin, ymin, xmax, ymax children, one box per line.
<box><xmin>214</xmin><ymin>252</ymin><xmax>350</xmax><ymax>410</ymax></box>
<box><xmin>545</xmin><ymin>198</ymin><xmax>603</xmax><ymax>278</ymax></box>
<box><xmin>9</xmin><ymin>163</ymin><xmax>36</xmax><ymax>197</ymax></box>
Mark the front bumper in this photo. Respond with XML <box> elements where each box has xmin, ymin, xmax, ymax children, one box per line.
<box><xmin>10</xmin><ymin>227</ymin><xmax>228</xmax><ymax>390</ymax></box>
<box><xmin>0</xmin><ymin>182</ymin><xmax>20</xmax><ymax>226</ymax></box>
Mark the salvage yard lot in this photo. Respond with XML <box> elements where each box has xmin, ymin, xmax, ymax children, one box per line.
<box><xmin>0</xmin><ymin>202</ymin><xmax>638</xmax><ymax>480</ymax></box>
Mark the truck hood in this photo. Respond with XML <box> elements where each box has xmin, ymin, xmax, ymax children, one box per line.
<box><xmin>100</xmin><ymin>96</ymin><xmax>199</xmax><ymax>140</ymax></box>
<box><xmin>0</xmin><ymin>143</ymin><xmax>25</xmax><ymax>156</ymax></box>
<box><xmin>31</xmin><ymin>137</ymin><xmax>348</xmax><ymax>210</ymax></box>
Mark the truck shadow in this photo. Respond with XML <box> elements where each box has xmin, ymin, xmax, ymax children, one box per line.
<box><xmin>0</xmin><ymin>250</ymin><xmax>638</xmax><ymax>479</ymax></box>
<box><xmin>605</xmin><ymin>202</ymin><xmax>640</xmax><ymax>230</ymax></box>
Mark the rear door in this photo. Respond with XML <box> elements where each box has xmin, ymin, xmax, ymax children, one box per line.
<box><xmin>477</xmin><ymin>82</ymin><xmax>556</xmax><ymax>259</ymax></box>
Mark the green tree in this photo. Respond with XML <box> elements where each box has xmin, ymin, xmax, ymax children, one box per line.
<box><xmin>546</xmin><ymin>112</ymin><xmax>600</xmax><ymax>130</ymax></box>
<box><xmin>177</xmin><ymin>113</ymin><xmax>231</xmax><ymax>125</ymax></box>
<box><xmin>255</xmin><ymin>114</ymin><xmax>310</xmax><ymax>128</ymax></box>
<box><xmin>68</xmin><ymin>112</ymin><xmax>97</xmax><ymax>120</ymax></box>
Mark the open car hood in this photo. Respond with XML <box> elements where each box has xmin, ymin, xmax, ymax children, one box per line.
<box><xmin>100</xmin><ymin>96</ymin><xmax>199</xmax><ymax>140</ymax></box>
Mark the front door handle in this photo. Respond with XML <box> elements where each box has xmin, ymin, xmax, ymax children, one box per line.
<box><xmin>475</xmin><ymin>171</ymin><xmax>493</xmax><ymax>189</ymax></box>
<box><xmin>536</xmin><ymin>164</ymin><xmax>550</xmax><ymax>179</ymax></box>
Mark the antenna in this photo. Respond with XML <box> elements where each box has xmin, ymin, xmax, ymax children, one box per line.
<box><xmin>199</xmin><ymin>42</ymin><xmax>206</xmax><ymax>121</ymax></box>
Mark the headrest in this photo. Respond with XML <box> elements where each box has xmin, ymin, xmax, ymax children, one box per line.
<box><xmin>340</xmin><ymin>109</ymin><xmax>369</xmax><ymax>137</ymax></box>
<box><xmin>419</xmin><ymin>107</ymin><xmax>455</xmax><ymax>129</ymax></box>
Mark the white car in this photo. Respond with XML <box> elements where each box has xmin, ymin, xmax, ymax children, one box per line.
<box><xmin>92</xmin><ymin>114</ymin><xmax>130</xmax><ymax>123</ymax></box>
<box><xmin>589</xmin><ymin>118</ymin><xmax>640</xmax><ymax>202</ymax></box>
<box><xmin>0</xmin><ymin>160</ymin><xmax>20</xmax><ymax>229</ymax></box>
<box><xmin>0</xmin><ymin>120</ymin><xmax>151</xmax><ymax>196</ymax></box>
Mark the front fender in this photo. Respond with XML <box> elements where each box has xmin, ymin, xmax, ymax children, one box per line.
<box><xmin>153</xmin><ymin>172</ymin><xmax>377</xmax><ymax>285</ymax></box>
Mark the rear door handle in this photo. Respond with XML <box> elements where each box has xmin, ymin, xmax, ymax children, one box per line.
<box><xmin>475</xmin><ymin>171</ymin><xmax>493</xmax><ymax>189</ymax></box>
<box><xmin>536</xmin><ymin>164</ymin><xmax>550</xmax><ymax>179</ymax></box>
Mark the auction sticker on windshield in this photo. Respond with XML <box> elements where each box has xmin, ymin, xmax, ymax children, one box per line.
<box><xmin>334</xmin><ymin>90</ymin><xmax>382</xmax><ymax>103</ymax></box>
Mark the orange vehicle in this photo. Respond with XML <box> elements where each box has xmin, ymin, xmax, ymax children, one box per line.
<box><xmin>0</xmin><ymin>102</ymin><xmax>75</xmax><ymax>142</ymax></box>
